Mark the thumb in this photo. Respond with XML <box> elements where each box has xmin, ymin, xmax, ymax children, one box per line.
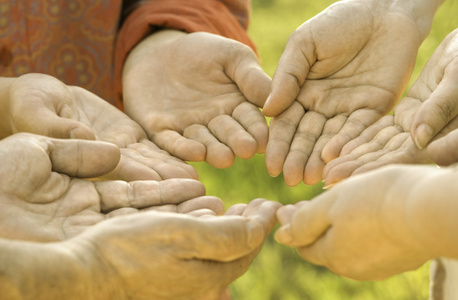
<box><xmin>411</xmin><ymin>61</ymin><xmax>458</xmax><ymax>150</ymax></box>
<box><xmin>427</xmin><ymin>128</ymin><xmax>458</xmax><ymax>166</ymax></box>
<box><xmin>225</xmin><ymin>46</ymin><xmax>272</xmax><ymax>108</ymax></box>
<box><xmin>45</xmin><ymin>137</ymin><xmax>121</xmax><ymax>178</ymax></box>
<box><xmin>262</xmin><ymin>31</ymin><xmax>313</xmax><ymax>117</ymax></box>
<box><xmin>15</xmin><ymin>108</ymin><xmax>96</xmax><ymax>140</ymax></box>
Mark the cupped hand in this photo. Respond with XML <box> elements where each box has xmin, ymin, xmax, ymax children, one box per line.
<box><xmin>323</xmin><ymin>30</ymin><xmax>458</xmax><ymax>186</ymax></box>
<box><xmin>263</xmin><ymin>0</ymin><xmax>422</xmax><ymax>186</ymax></box>
<box><xmin>71</xmin><ymin>198</ymin><xmax>281</xmax><ymax>300</ymax></box>
<box><xmin>0</xmin><ymin>133</ymin><xmax>222</xmax><ymax>242</ymax></box>
<box><xmin>3</xmin><ymin>73</ymin><xmax>197</xmax><ymax>181</ymax></box>
<box><xmin>122</xmin><ymin>30</ymin><xmax>271</xmax><ymax>169</ymax></box>
<box><xmin>275</xmin><ymin>165</ymin><xmax>435</xmax><ymax>280</ymax></box>
<box><xmin>410</xmin><ymin>29</ymin><xmax>458</xmax><ymax>150</ymax></box>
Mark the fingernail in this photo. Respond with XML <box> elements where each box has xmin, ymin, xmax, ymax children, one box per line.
<box><xmin>322</xmin><ymin>183</ymin><xmax>335</xmax><ymax>190</ymax></box>
<box><xmin>414</xmin><ymin>124</ymin><xmax>434</xmax><ymax>150</ymax></box>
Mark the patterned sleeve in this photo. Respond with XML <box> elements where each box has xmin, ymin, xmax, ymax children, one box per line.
<box><xmin>114</xmin><ymin>0</ymin><xmax>255</xmax><ymax>108</ymax></box>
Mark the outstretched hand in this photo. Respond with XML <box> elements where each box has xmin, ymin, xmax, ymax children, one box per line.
<box><xmin>0</xmin><ymin>133</ymin><xmax>223</xmax><ymax>242</ymax></box>
<box><xmin>323</xmin><ymin>29</ymin><xmax>458</xmax><ymax>186</ymax></box>
<box><xmin>263</xmin><ymin>0</ymin><xmax>423</xmax><ymax>186</ymax></box>
<box><xmin>72</xmin><ymin>199</ymin><xmax>281</xmax><ymax>300</ymax></box>
<box><xmin>1</xmin><ymin>74</ymin><xmax>197</xmax><ymax>181</ymax></box>
<box><xmin>276</xmin><ymin>165</ymin><xmax>440</xmax><ymax>280</ymax></box>
<box><xmin>123</xmin><ymin>30</ymin><xmax>271</xmax><ymax>169</ymax></box>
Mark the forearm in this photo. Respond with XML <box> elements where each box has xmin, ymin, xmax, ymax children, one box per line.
<box><xmin>0</xmin><ymin>77</ymin><xmax>15</xmax><ymax>139</ymax></box>
<box><xmin>0</xmin><ymin>239</ymin><xmax>119</xmax><ymax>300</ymax></box>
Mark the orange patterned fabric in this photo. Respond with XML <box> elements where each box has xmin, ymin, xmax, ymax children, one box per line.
<box><xmin>0</xmin><ymin>0</ymin><xmax>122</xmax><ymax>106</ymax></box>
<box><xmin>0</xmin><ymin>0</ymin><xmax>253</xmax><ymax>108</ymax></box>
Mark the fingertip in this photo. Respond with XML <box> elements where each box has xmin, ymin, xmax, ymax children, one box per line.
<box><xmin>274</xmin><ymin>225</ymin><xmax>293</xmax><ymax>245</ymax></box>
<box><xmin>413</xmin><ymin>123</ymin><xmax>434</xmax><ymax>150</ymax></box>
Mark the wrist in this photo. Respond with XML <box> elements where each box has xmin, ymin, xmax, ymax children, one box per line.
<box><xmin>377</xmin><ymin>0</ymin><xmax>444</xmax><ymax>41</ymax></box>
<box><xmin>123</xmin><ymin>29</ymin><xmax>187</xmax><ymax>76</ymax></box>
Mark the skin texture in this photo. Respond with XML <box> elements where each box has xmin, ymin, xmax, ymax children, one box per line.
<box><xmin>263</xmin><ymin>0</ymin><xmax>443</xmax><ymax>186</ymax></box>
<box><xmin>276</xmin><ymin>164</ymin><xmax>458</xmax><ymax>281</ymax></box>
<box><xmin>0</xmin><ymin>133</ymin><xmax>224</xmax><ymax>242</ymax></box>
<box><xmin>0</xmin><ymin>199</ymin><xmax>281</xmax><ymax>300</ymax></box>
<box><xmin>123</xmin><ymin>30</ymin><xmax>271</xmax><ymax>169</ymax></box>
<box><xmin>323</xmin><ymin>29</ymin><xmax>458</xmax><ymax>187</ymax></box>
<box><xmin>0</xmin><ymin>74</ymin><xmax>198</xmax><ymax>181</ymax></box>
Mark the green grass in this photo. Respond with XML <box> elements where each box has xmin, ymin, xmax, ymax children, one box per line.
<box><xmin>192</xmin><ymin>0</ymin><xmax>458</xmax><ymax>299</ymax></box>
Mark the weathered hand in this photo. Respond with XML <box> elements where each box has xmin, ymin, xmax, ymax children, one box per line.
<box><xmin>323</xmin><ymin>30</ymin><xmax>458</xmax><ymax>186</ymax></box>
<box><xmin>70</xmin><ymin>199</ymin><xmax>280</xmax><ymax>300</ymax></box>
<box><xmin>410</xmin><ymin>29</ymin><xmax>458</xmax><ymax>150</ymax></box>
<box><xmin>0</xmin><ymin>133</ymin><xmax>222</xmax><ymax>242</ymax></box>
<box><xmin>2</xmin><ymin>74</ymin><xmax>197</xmax><ymax>181</ymax></box>
<box><xmin>276</xmin><ymin>165</ymin><xmax>439</xmax><ymax>280</ymax></box>
<box><xmin>263</xmin><ymin>0</ymin><xmax>425</xmax><ymax>186</ymax></box>
<box><xmin>123</xmin><ymin>30</ymin><xmax>271</xmax><ymax>169</ymax></box>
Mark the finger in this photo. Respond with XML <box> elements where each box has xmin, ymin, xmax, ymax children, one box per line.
<box><xmin>323</xmin><ymin>133</ymin><xmax>410</xmax><ymax>186</ymax></box>
<box><xmin>340</xmin><ymin>115</ymin><xmax>395</xmax><ymax>156</ymax></box>
<box><xmin>225</xmin><ymin>45</ymin><xmax>272</xmax><ymax>108</ymax></box>
<box><xmin>180</xmin><ymin>201</ymin><xmax>279</xmax><ymax>262</ymax></box>
<box><xmin>296</xmin><ymin>229</ymin><xmax>333</xmax><ymax>267</ymax></box>
<box><xmin>275</xmin><ymin>197</ymin><xmax>332</xmax><ymax>247</ymax></box>
<box><xmin>323</xmin><ymin>123</ymin><xmax>403</xmax><ymax>181</ymax></box>
<box><xmin>100</xmin><ymin>154</ymin><xmax>162</xmax><ymax>181</ymax></box>
<box><xmin>45</xmin><ymin>138</ymin><xmax>120</xmax><ymax>178</ymax></box>
<box><xmin>208</xmin><ymin>115</ymin><xmax>257</xmax><ymax>160</ymax></box>
<box><xmin>263</xmin><ymin>29</ymin><xmax>314</xmax><ymax>117</ymax></box>
<box><xmin>283</xmin><ymin>111</ymin><xmax>326</xmax><ymax>186</ymax></box>
<box><xmin>428</xmin><ymin>129</ymin><xmax>458</xmax><ymax>165</ymax></box>
<box><xmin>321</xmin><ymin>109</ymin><xmax>383</xmax><ymax>163</ymax></box>
<box><xmin>183</xmin><ymin>124</ymin><xmax>235</xmax><ymax>169</ymax></box>
<box><xmin>225</xmin><ymin>204</ymin><xmax>247</xmax><ymax>216</ymax></box>
<box><xmin>177</xmin><ymin>196</ymin><xmax>225</xmax><ymax>216</ymax></box>
<box><xmin>128</xmin><ymin>140</ymin><xmax>199</xmax><ymax>179</ymax></box>
<box><xmin>411</xmin><ymin>61</ymin><xmax>458</xmax><ymax>149</ymax></box>
<box><xmin>95</xmin><ymin>178</ymin><xmax>206</xmax><ymax>212</ymax></box>
<box><xmin>303</xmin><ymin>116</ymin><xmax>347</xmax><ymax>185</ymax></box>
<box><xmin>13</xmin><ymin>106</ymin><xmax>97</xmax><ymax>140</ymax></box>
<box><xmin>276</xmin><ymin>204</ymin><xmax>298</xmax><ymax>225</ymax></box>
<box><xmin>232</xmin><ymin>102</ymin><xmax>269</xmax><ymax>153</ymax></box>
<box><xmin>265</xmin><ymin>102</ymin><xmax>305</xmax><ymax>177</ymax></box>
<box><xmin>152</xmin><ymin>130</ymin><xmax>206</xmax><ymax>162</ymax></box>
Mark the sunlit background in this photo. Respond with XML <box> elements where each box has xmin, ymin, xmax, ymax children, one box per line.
<box><xmin>191</xmin><ymin>0</ymin><xmax>458</xmax><ymax>299</ymax></box>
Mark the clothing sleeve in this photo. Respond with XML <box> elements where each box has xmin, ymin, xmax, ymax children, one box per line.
<box><xmin>114</xmin><ymin>0</ymin><xmax>255</xmax><ymax>109</ymax></box>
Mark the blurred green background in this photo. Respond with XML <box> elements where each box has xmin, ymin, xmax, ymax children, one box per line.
<box><xmin>192</xmin><ymin>0</ymin><xmax>458</xmax><ymax>299</ymax></box>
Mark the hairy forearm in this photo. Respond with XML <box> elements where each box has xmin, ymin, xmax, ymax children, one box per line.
<box><xmin>0</xmin><ymin>77</ymin><xmax>15</xmax><ymax>139</ymax></box>
<box><xmin>0</xmin><ymin>239</ymin><xmax>119</xmax><ymax>300</ymax></box>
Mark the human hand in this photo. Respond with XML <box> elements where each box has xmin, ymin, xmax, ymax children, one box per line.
<box><xmin>123</xmin><ymin>30</ymin><xmax>271</xmax><ymax>169</ymax></box>
<box><xmin>0</xmin><ymin>133</ymin><xmax>223</xmax><ymax>242</ymax></box>
<box><xmin>263</xmin><ymin>0</ymin><xmax>426</xmax><ymax>186</ymax></box>
<box><xmin>275</xmin><ymin>165</ymin><xmax>439</xmax><ymax>280</ymax></box>
<box><xmin>409</xmin><ymin>29</ymin><xmax>458</xmax><ymax>151</ymax></box>
<box><xmin>70</xmin><ymin>198</ymin><xmax>280</xmax><ymax>300</ymax></box>
<box><xmin>323</xmin><ymin>29</ymin><xmax>458</xmax><ymax>186</ymax></box>
<box><xmin>1</xmin><ymin>73</ymin><xmax>197</xmax><ymax>181</ymax></box>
